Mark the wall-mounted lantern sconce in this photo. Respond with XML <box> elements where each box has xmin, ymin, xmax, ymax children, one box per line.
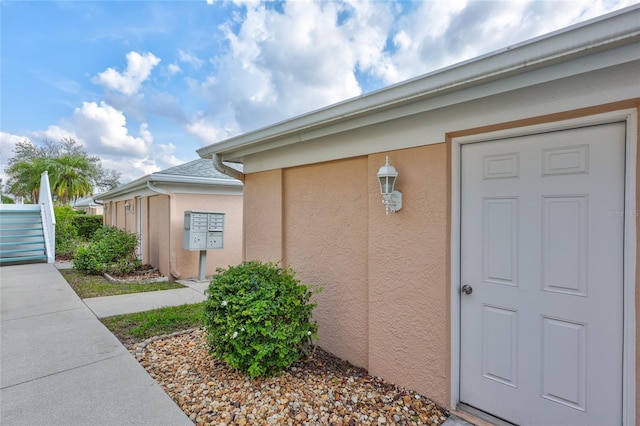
<box><xmin>377</xmin><ymin>156</ymin><xmax>402</xmax><ymax>215</ymax></box>
<box><xmin>124</xmin><ymin>202</ymin><xmax>132</xmax><ymax>212</ymax></box>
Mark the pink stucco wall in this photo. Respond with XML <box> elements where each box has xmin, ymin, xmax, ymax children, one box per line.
<box><xmin>239</xmin><ymin>103</ymin><xmax>639</xmax><ymax>415</ymax></box>
<box><xmin>115</xmin><ymin>201</ymin><xmax>126</xmax><ymax>230</ymax></box>
<box><xmin>367</xmin><ymin>146</ymin><xmax>450</xmax><ymax>406</ymax></box>
<box><xmin>244</xmin><ymin>170</ymin><xmax>283</xmax><ymax>262</ymax></box>
<box><xmin>140</xmin><ymin>197</ymin><xmax>149</xmax><ymax>265</ymax></box>
<box><xmin>105</xmin><ymin>192</ymin><xmax>242</xmax><ymax>280</ymax></box>
<box><xmin>283</xmin><ymin>158</ymin><xmax>370</xmax><ymax>368</ymax></box>
<box><xmin>243</xmin><ymin>148</ymin><xmax>450</xmax><ymax>406</ymax></box>
<box><xmin>148</xmin><ymin>195</ymin><xmax>171</xmax><ymax>277</ymax></box>
<box><xmin>174</xmin><ymin>194</ymin><xmax>243</xmax><ymax>278</ymax></box>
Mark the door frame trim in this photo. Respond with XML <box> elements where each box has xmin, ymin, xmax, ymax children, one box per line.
<box><xmin>450</xmin><ymin>108</ymin><xmax>637</xmax><ymax>425</ymax></box>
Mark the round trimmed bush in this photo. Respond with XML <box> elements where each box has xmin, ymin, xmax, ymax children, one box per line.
<box><xmin>204</xmin><ymin>261</ymin><xmax>319</xmax><ymax>378</ymax></box>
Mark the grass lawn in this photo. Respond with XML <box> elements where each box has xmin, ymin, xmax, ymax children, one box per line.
<box><xmin>59</xmin><ymin>269</ymin><xmax>186</xmax><ymax>299</ymax></box>
<box><xmin>100</xmin><ymin>303</ymin><xmax>205</xmax><ymax>347</ymax></box>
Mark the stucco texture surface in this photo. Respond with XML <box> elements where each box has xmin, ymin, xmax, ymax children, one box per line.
<box><xmin>243</xmin><ymin>170</ymin><xmax>283</xmax><ymax>262</ymax></box>
<box><xmin>283</xmin><ymin>158</ymin><xmax>370</xmax><ymax>369</ymax></box>
<box><xmin>174</xmin><ymin>194</ymin><xmax>243</xmax><ymax>279</ymax></box>
<box><xmin>148</xmin><ymin>195</ymin><xmax>171</xmax><ymax>278</ymax></box>
<box><xmin>260</xmin><ymin>147</ymin><xmax>450</xmax><ymax>406</ymax></box>
<box><xmin>367</xmin><ymin>145</ymin><xmax>449</xmax><ymax>407</ymax></box>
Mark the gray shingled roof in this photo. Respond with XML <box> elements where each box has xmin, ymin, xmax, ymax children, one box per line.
<box><xmin>154</xmin><ymin>158</ymin><xmax>241</xmax><ymax>180</ymax></box>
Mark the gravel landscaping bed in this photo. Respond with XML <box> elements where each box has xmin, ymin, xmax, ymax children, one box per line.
<box><xmin>133</xmin><ymin>328</ymin><xmax>449</xmax><ymax>425</ymax></box>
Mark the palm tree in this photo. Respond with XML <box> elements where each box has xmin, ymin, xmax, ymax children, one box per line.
<box><xmin>48</xmin><ymin>154</ymin><xmax>96</xmax><ymax>204</ymax></box>
<box><xmin>6</xmin><ymin>157</ymin><xmax>52</xmax><ymax>203</ymax></box>
<box><xmin>5</xmin><ymin>138</ymin><xmax>120</xmax><ymax>205</ymax></box>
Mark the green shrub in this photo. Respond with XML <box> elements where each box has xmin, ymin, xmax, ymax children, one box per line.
<box><xmin>73</xmin><ymin>215</ymin><xmax>103</xmax><ymax>239</ymax></box>
<box><xmin>73</xmin><ymin>226</ymin><xmax>140</xmax><ymax>275</ymax></box>
<box><xmin>204</xmin><ymin>261</ymin><xmax>320</xmax><ymax>379</ymax></box>
<box><xmin>54</xmin><ymin>206</ymin><xmax>81</xmax><ymax>258</ymax></box>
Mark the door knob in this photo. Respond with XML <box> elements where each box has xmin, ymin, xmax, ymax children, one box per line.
<box><xmin>461</xmin><ymin>284</ymin><xmax>473</xmax><ymax>295</ymax></box>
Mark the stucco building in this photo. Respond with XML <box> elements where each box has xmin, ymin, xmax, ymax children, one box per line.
<box><xmin>72</xmin><ymin>196</ymin><xmax>104</xmax><ymax>215</ymax></box>
<box><xmin>96</xmin><ymin>159</ymin><xmax>243</xmax><ymax>280</ymax></box>
<box><xmin>198</xmin><ymin>7</ymin><xmax>639</xmax><ymax>426</ymax></box>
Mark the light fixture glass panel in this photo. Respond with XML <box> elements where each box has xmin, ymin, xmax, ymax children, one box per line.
<box><xmin>379</xmin><ymin>175</ymin><xmax>396</xmax><ymax>194</ymax></box>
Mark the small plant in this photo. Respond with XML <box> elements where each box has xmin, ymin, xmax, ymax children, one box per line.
<box><xmin>54</xmin><ymin>205</ymin><xmax>81</xmax><ymax>258</ymax></box>
<box><xmin>73</xmin><ymin>226</ymin><xmax>140</xmax><ymax>275</ymax></box>
<box><xmin>72</xmin><ymin>214</ymin><xmax>103</xmax><ymax>239</ymax></box>
<box><xmin>204</xmin><ymin>261</ymin><xmax>320</xmax><ymax>379</ymax></box>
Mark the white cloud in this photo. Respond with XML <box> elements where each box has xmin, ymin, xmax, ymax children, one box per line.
<box><xmin>178</xmin><ymin>50</ymin><xmax>204</xmax><ymax>69</ymax></box>
<box><xmin>100</xmin><ymin>156</ymin><xmax>161</xmax><ymax>181</ymax></box>
<box><xmin>210</xmin><ymin>1</ymin><xmax>388</xmax><ymax>131</ymax></box>
<box><xmin>378</xmin><ymin>0</ymin><xmax>639</xmax><ymax>84</ymax></box>
<box><xmin>30</xmin><ymin>126</ymin><xmax>78</xmax><ymax>144</ymax></box>
<box><xmin>62</xmin><ymin>101</ymin><xmax>151</xmax><ymax>157</ymax></box>
<box><xmin>0</xmin><ymin>132</ymin><xmax>28</xmax><ymax>159</ymax></box>
<box><xmin>7</xmin><ymin>0</ymin><xmax>635</xmax><ymax>188</ymax></box>
<box><xmin>186</xmin><ymin>113</ymin><xmax>237</xmax><ymax>145</ymax></box>
<box><xmin>93</xmin><ymin>51</ymin><xmax>161</xmax><ymax>95</ymax></box>
<box><xmin>139</xmin><ymin>122</ymin><xmax>153</xmax><ymax>144</ymax></box>
<box><xmin>1</xmin><ymin>132</ymin><xmax>31</xmax><ymax>185</ymax></box>
<box><xmin>167</xmin><ymin>63</ymin><xmax>182</xmax><ymax>75</ymax></box>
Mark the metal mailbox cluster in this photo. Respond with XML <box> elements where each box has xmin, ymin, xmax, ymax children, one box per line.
<box><xmin>183</xmin><ymin>210</ymin><xmax>225</xmax><ymax>251</ymax></box>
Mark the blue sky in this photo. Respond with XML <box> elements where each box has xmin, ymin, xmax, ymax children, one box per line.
<box><xmin>1</xmin><ymin>0</ymin><xmax>638</xmax><ymax>184</ymax></box>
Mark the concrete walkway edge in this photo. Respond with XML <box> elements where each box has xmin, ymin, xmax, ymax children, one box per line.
<box><xmin>83</xmin><ymin>281</ymin><xmax>208</xmax><ymax>318</ymax></box>
<box><xmin>0</xmin><ymin>263</ymin><xmax>192</xmax><ymax>426</ymax></box>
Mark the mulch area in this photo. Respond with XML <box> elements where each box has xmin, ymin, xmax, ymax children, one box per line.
<box><xmin>133</xmin><ymin>328</ymin><xmax>450</xmax><ymax>425</ymax></box>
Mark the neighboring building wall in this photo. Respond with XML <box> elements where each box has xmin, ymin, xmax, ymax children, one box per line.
<box><xmin>124</xmin><ymin>198</ymin><xmax>136</xmax><ymax>234</ymax></box>
<box><xmin>115</xmin><ymin>201</ymin><xmax>126</xmax><ymax>230</ymax></box>
<box><xmin>140</xmin><ymin>197</ymin><xmax>150</xmax><ymax>265</ymax></box>
<box><xmin>148</xmin><ymin>194</ymin><xmax>171</xmax><ymax>278</ymax></box>
<box><xmin>77</xmin><ymin>206</ymin><xmax>103</xmax><ymax>215</ymax></box>
<box><xmin>174</xmin><ymin>193</ymin><xmax>243</xmax><ymax>279</ymax></box>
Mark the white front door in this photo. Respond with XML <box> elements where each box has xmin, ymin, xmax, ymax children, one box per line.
<box><xmin>460</xmin><ymin>123</ymin><xmax>625</xmax><ymax>425</ymax></box>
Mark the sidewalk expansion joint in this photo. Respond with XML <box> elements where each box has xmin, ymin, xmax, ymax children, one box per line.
<box><xmin>0</xmin><ymin>306</ymin><xmax>86</xmax><ymax>323</ymax></box>
<box><xmin>0</xmin><ymin>352</ymin><xmax>128</xmax><ymax>390</ymax></box>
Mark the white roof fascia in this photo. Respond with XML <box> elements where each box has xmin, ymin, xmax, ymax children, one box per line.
<box><xmin>94</xmin><ymin>176</ymin><xmax>150</xmax><ymax>201</ymax></box>
<box><xmin>149</xmin><ymin>174</ymin><xmax>242</xmax><ymax>187</ymax></box>
<box><xmin>196</xmin><ymin>5</ymin><xmax>640</xmax><ymax>162</ymax></box>
<box><xmin>95</xmin><ymin>174</ymin><xmax>242</xmax><ymax>202</ymax></box>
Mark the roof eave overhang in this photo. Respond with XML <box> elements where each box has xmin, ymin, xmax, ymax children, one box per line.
<box><xmin>196</xmin><ymin>5</ymin><xmax>640</xmax><ymax>163</ymax></box>
<box><xmin>94</xmin><ymin>174</ymin><xmax>242</xmax><ymax>202</ymax></box>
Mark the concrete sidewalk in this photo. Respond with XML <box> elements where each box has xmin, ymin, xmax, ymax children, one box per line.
<box><xmin>0</xmin><ymin>263</ymin><xmax>192</xmax><ymax>426</ymax></box>
<box><xmin>83</xmin><ymin>280</ymin><xmax>208</xmax><ymax>318</ymax></box>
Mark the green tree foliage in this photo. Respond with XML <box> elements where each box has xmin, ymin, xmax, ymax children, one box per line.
<box><xmin>48</xmin><ymin>154</ymin><xmax>95</xmax><ymax>204</ymax></box>
<box><xmin>73</xmin><ymin>226</ymin><xmax>140</xmax><ymax>276</ymax></box>
<box><xmin>54</xmin><ymin>206</ymin><xmax>81</xmax><ymax>259</ymax></box>
<box><xmin>204</xmin><ymin>261</ymin><xmax>320</xmax><ymax>378</ymax></box>
<box><xmin>5</xmin><ymin>138</ymin><xmax>121</xmax><ymax>204</ymax></box>
<box><xmin>5</xmin><ymin>157</ymin><xmax>52</xmax><ymax>202</ymax></box>
<box><xmin>72</xmin><ymin>215</ymin><xmax>104</xmax><ymax>239</ymax></box>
